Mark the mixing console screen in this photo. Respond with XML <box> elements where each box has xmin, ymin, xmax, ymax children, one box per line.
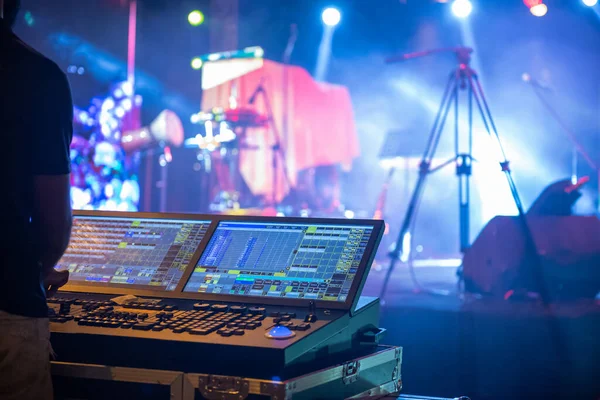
<box><xmin>56</xmin><ymin>216</ymin><xmax>211</xmax><ymax>291</ymax></box>
<box><xmin>183</xmin><ymin>221</ymin><xmax>374</xmax><ymax>302</ymax></box>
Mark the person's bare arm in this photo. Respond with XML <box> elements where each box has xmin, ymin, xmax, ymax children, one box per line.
<box><xmin>32</xmin><ymin>174</ymin><xmax>72</xmax><ymax>274</ymax></box>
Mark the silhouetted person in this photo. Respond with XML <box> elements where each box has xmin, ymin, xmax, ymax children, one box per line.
<box><xmin>0</xmin><ymin>1</ymin><xmax>73</xmax><ymax>398</ymax></box>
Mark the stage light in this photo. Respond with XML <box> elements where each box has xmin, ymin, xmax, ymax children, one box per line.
<box><xmin>102</xmin><ymin>98</ymin><xmax>115</xmax><ymax>111</ymax></box>
<box><xmin>122</xmin><ymin>82</ymin><xmax>133</xmax><ymax>97</ymax></box>
<box><xmin>121</xmin><ymin>98</ymin><xmax>132</xmax><ymax>111</ymax></box>
<box><xmin>451</xmin><ymin>0</ymin><xmax>473</xmax><ymax>18</ymax></box>
<box><xmin>321</xmin><ymin>7</ymin><xmax>341</xmax><ymax>27</ymax></box>
<box><xmin>188</xmin><ymin>10</ymin><xmax>204</xmax><ymax>26</ymax></box>
<box><xmin>191</xmin><ymin>57</ymin><xmax>203</xmax><ymax>70</ymax></box>
<box><xmin>530</xmin><ymin>3</ymin><xmax>548</xmax><ymax>17</ymax></box>
<box><xmin>24</xmin><ymin>11</ymin><xmax>34</xmax><ymax>27</ymax></box>
<box><xmin>583</xmin><ymin>0</ymin><xmax>598</xmax><ymax>6</ymax></box>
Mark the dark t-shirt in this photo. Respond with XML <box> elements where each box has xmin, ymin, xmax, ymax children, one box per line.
<box><xmin>0</xmin><ymin>19</ymin><xmax>73</xmax><ymax>318</ymax></box>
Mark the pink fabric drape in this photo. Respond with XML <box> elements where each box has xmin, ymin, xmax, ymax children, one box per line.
<box><xmin>201</xmin><ymin>59</ymin><xmax>359</xmax><ymax>202</ymax></box>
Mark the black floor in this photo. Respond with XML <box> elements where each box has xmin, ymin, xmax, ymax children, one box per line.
<box><xmin>363</xmin><ymin>263</ymin><xmax>600</xmax><ymax>400</ymax></box>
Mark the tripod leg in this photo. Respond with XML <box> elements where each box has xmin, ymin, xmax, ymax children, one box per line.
<box><xmin>379</xmin><ymin>72</ymin><xmax>458</xmax><ymax>300</ymax></box>
<box><xmin>458</xmin><ymin>82</ymin><xmax>473</xmax><ymax>252</ymax></box>
<box><xmin>471</xmin><ymin>75</ymin><xmax>572</xmax><ymax>381</ymax></box>
<box><xmin>468</xmin><ymin>73</ymin><xmax>551</xmax><ymax>301</ymax></box>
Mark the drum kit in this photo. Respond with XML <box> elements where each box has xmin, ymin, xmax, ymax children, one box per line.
<box><xmin>185</xmin><ymin>106</ymin><xmax>269</xmax><ymax>212</ymax></box>
<box><xmin>184</xmin><ymin>104</ymin><xmax>345</xmax><ymax>216</ymax></box>
<box><xmin>72</xmin><ymin>83</ymin><xmax>341</xmax><ymax>215</ymax></box>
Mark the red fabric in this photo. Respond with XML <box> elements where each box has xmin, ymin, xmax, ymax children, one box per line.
<box><xmin>201</xmin><ymin>59</ymin><xmax>359</xmax><ymax>202</ymax></box>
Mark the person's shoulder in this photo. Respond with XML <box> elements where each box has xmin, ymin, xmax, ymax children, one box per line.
<box><xmin>10</xmin><ymin>34</ymin><xmax>68</xmax><ymax>83</ymax></box>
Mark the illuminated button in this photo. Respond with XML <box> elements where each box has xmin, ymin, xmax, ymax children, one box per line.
<box><xmin>249</xmin><ymin>307</ymin><xmax>266</xmax><ymax>315</ymax></box>
<box><xmin>132</xmin><ymin>322</ymin><xmax>155</xmax><ymax>331</ymax></box>
<box><xmin>230</xmin><ymin>306</ymin><xmax>247</xmax><ymax>313</ymax></box>
<box><xmin>304</xmin><ymin>314</ymin><xmax>318</xmax><ymax>323</ymax></box>
<box><xmin>211</xmin><ymin>304</ymin><xmax>229</xmax><ymax>311</ymax></box>
<box><xmin>189</xmin><ymin>328</ymin><xmax>210</xmax><ymax>335</ymax></box>
<box><xmin>193</xmin><ymin>303</ymin><xmax>210</xmax><ymax>310</ymax></box>
<box><xmin>265</xmin><ymin>325</ymin><xmax>296</xmax><ymax>340</ymax></box>
<box><xmin>59</xmin><ymin>303</ymin><xmax>71</xmax><ymax>314</ymax></box>
<box><xmin>296</xmin><ymin>323</ymin><xmax>311</xmax><ymax>331</ymax></box>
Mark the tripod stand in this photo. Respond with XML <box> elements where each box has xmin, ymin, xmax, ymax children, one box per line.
<box><xmin>379</xmin><ymin>47</ymin><xmax>539</xmax><ymax>300</ymax></box>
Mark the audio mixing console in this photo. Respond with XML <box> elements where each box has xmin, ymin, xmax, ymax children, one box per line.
<box><xmin>49</xmin><ymin>211</ymin><xmax>385</xmax><ymax>380</ymax></box>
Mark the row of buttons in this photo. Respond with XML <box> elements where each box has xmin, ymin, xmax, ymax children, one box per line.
<box><xmin>277</xmin><ymin>321</ymin><xmax>311</xmax><ymax>331</ymax></box>
<box><xmin>49</xmin><ymin>298</ymin><xmax>313</xmax><ymax>338</ymax></box>
<box><xmin>122</xmin><ymin>302</ymin><xmax>177</xmax><ymax>311</ymax></box>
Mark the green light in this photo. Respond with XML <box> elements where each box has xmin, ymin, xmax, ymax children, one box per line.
<box><xmin>188</xmin><ymin>10</ymin><xmax>205</xmax><ymax>26</ymax></box>
<box><xmin>24</xmin><ymin>11</ymin><xmax>35</xmax><ymax>27</ymax></box>
<box><xmin>191</xmin><ymin>57</ymin><xmax>203</xmax><ymax>70</ymax></box>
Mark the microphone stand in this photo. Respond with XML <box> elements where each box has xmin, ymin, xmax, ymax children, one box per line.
<box><xmin>250</xmin><ymin>83</ymin><xmax>292</xmax><ymax>206</ymax></box>
<box><xmin>380</xmin><ymin>47</ymin><xmax>548</xmax><ymax>305</ymax></box>
<box><xmin>525</xmin><ymin>77</ymin><xmax>600</xmax><ymax>213</ymax></box>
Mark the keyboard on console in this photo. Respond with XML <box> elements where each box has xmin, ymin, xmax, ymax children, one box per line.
<box><xmin>48</xmin><ymin>297</ymin><xmax>313</xmax><ymax>338</ymax></box>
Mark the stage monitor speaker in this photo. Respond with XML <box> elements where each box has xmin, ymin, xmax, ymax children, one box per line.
<box><xmin>462</xmin><ymin>215</ymin><xmax>600</xmax><ymax>298</ymax></box>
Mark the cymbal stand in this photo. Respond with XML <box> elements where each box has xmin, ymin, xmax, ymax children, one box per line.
<box><xmin>379</xmin><ymin>47</ymin><xmax>545</xmax><ymax>302</ymax></box>
<box><xmin>525</xmin><ymin>76</ymin><xmax>600</xmax><ymax>213</ymax></box>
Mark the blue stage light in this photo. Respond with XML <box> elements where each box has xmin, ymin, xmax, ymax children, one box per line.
<box><xmin>452</xmin><ymin>0</ymin><xmax>473</xmax><ymax>18</ymax></box>
<box><xmin>322</xmin><ymin>7</ymin><xmax>341</xmax><ymax>27</ymax></box>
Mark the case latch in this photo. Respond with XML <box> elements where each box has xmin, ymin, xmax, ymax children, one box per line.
<box><xmin>342</xmin><ymin>360</ymin><xmax>360</xmax><ymax>385</ymax></box>
<box><xmin>198</xmin><ymin>375</ymin><xmax>250</xmax><ymax>400</ymax></box>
